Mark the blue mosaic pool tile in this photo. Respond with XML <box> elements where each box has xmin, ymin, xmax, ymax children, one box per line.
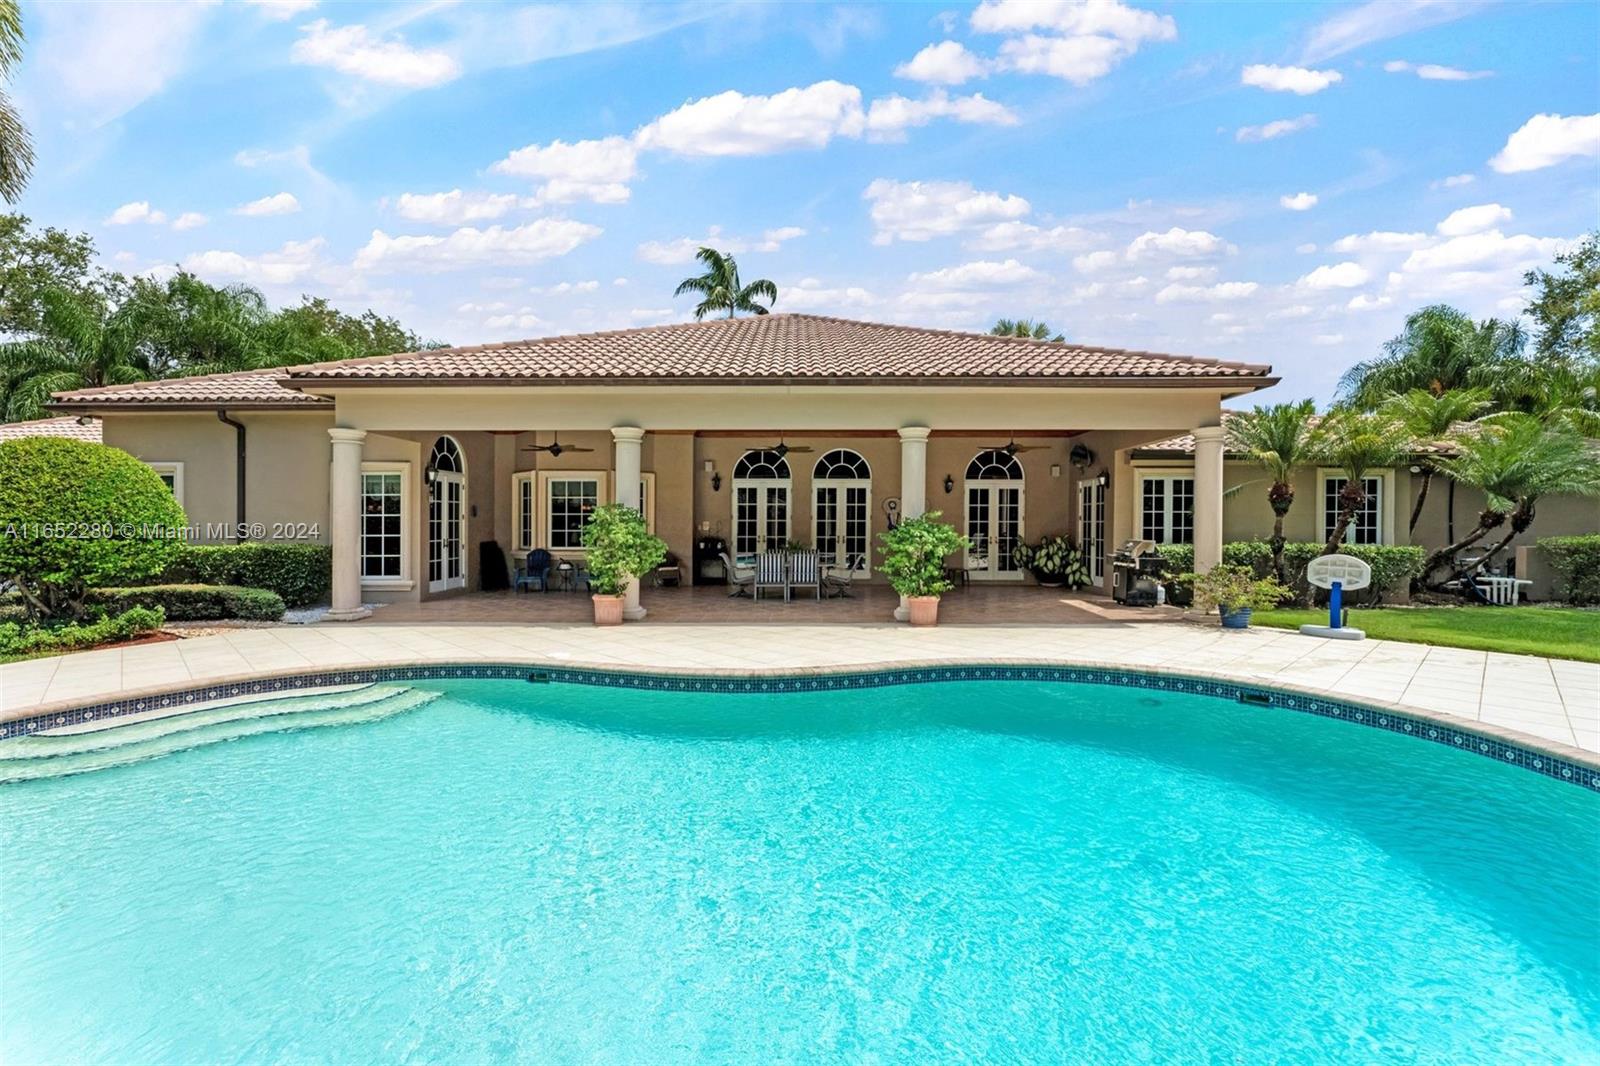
<box><xmin>3</xmin><ymin>662</ymin><xmax>1595</xmax><ymax>792</ymax></box>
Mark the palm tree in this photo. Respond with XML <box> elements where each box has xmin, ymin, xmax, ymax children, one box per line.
<box><xmin>0</xmin><ymin>0</ymin><xmax>32</xmax><ymax>203</ymax></box>
<box><xmin>1337</xmin><ymin>304</ymin><xmax>1526</xmax><ymax>410</ymax></box>
<box><xmin>1224</xmin><ymin>400</ymin><xmax>1321</xmax><ymax>580</ymax></box>
<box><xmin>1381</xmin><ymin>387</ymin><xmax>1492</xmax><ymax>535</ymax></box>
<box><xmin>1317</xmin><ymin>409</ymin><xmax>1407</xmax><ymax>554</ymax></box>
<box><xmin>672</xmin><ymin>248</ymin><xmax>777</xmax><ymax>320</ymax></box>
<box><xmin>0</xmin><ymin>287</ymin><xmax>150</xmax><ymax>421</ymax></box>
<box><xmin>991</xmin><ymin>318</ymin><xmax>1064</xmax><ymax>341</ymax></box>
<box><xmin>1424</xmin><ymin>415</ymin><xmax>1600</xmax><ymax>586</ymax></box>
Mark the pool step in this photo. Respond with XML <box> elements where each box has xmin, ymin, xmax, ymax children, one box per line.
<box><xmin>0</xmin><ymin>686</ymin><xmax>440</xmax><ymax>783</ymax></box>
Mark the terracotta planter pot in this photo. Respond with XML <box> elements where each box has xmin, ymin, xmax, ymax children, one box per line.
<box><xmin>907</xmin><ymin>595</ymin><xmax>941</xmax><ymax>626</ymax></box>
<box><xmin>592</xmin><ymin>594</ymin><xmax>625</xmax><ymax>626</ymax></box>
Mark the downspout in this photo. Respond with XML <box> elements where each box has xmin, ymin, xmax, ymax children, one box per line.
<box><xmin>217</xmin><ymin>409</ymin><xmax>246</xmax><ymax>542</ymax></box>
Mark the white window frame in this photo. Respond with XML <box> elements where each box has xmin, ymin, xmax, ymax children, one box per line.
<box><xmin>147</xmin><ymin>461</ymin><xmax>185</xmax><ymax>507</ymax></box>
<box><xmin>1316</xmin><ymin>467</ymin><xmax>1395</xmax><ymax>546</ymax></box>
<box><xmin>1136</xmin><ymin>471</ymin><xmax>1197</xmax><ymax>545</ymax></box>
<box><xmin>540</xmin><ymin>470</ymin><xmax>608</xmax><ymax>553</ymax></box>
<box><xmin>511</xmin><ymin>471</ymin><xmax>537</xmax><ymax>552</ymax></box>
<box><xmin>360</xmin><ymin>461</ymin><xmax>412</xmax><ymax>590</ymax></box>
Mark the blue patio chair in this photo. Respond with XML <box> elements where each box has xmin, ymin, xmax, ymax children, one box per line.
<box><xmin>515</xmin><ymin>549</ymin><xmax>553</xmax><ymax>593</ymax></box>
<box><xmin>753</xmin><ymin>551</ymin><xmax>788</xmax><ymax>602</ymax></box>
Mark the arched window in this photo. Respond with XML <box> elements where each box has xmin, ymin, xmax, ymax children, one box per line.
<box><xmin>734</xmin><ymin>449</ymin><xmax>791</xmax><ymax>479</ymax></box>
<box><xmin>966</xmin><ymin>448</ymin><xmax>1024</xmax><ymax>480</ymax></box>
<box><xmin>813</xmin><ymin>448</ymin><xmax>871</xmax><ymax>480</ymax></box>
<box><xmin>429</xmin><ymin>435</ymin><xmax>464</xmax><ymax>473</ymax></box>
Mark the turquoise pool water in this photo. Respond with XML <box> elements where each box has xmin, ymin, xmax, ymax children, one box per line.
<box><xmin>2</xmin><ymin>677</ymin><xmax>1596</xmax><ymax>1064</ymax></box>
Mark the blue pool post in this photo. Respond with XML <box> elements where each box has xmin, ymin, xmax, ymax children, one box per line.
<box><xmin>1328</xmin><ymin>580</ymin><xmax>1342</xmax><ymax>630</ymax></box>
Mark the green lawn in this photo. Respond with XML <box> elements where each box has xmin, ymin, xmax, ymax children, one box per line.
<box><xmin>1252</xmin><ymin>605</ymin><xmax>1600</xmax><ymax>663</ymax></box>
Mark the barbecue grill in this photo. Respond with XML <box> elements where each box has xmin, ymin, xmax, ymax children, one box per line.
<box><xmin>1112</xmin><ymin>540</ymin><xmax>1165</xmax><ymax>606</ymax></box>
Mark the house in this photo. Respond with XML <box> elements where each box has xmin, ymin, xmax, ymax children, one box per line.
<box><xmin>49</xmin><ymin>314</ymin><xmax>1279</xmax><ymax>619</ymax></box>
<box><xmin>0</xmin><ymin>415</ymin><xmax>101</xmax><ymax>443</ymax></box>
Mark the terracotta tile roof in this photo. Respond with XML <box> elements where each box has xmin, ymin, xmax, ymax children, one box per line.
<box><xmin>52</xmin><ymin>368</ymin><xmax>330</xmax><ymax>410</ymax></box>
<box><xmin>1132</xmin><ymin>412</ymin><xmax>1457</xmax><ymax>458</ymax></box>
<box><xmin>0</xmin><ymin>415</ymin><xmax>103</xmax><ymax>442</ymax></box>
<box><xmin>285</xmin><ymin>314</ymin><xmax>1274</xmax><ymax>387</ymax></box>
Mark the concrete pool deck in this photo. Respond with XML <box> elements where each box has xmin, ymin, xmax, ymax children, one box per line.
<box><xmin>1</xmin><ymin>622</ymin><xmax>1596</xmax><ymax>768</ymax></box>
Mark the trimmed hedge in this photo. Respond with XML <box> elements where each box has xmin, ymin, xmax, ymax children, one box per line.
<box><xmin>158</xmin><ymin>543</ymin><xmax>331</xmax><ymax>608</ymax></box>
<box><xmin>1154</xmin><ymin>542</ymin><xmax>1425</xmax><ymax>607</ymax></box>
<box><xmin>1538</xmin><ymin>535</ymin><xmax>1600</xmax><ymax>606</ymax></box>
<box><xmin>0</xmin><ymin>606</ymin><xmax>166</xmax><ymax>661</ymax></box>
<box><xmin>92</xmin><ymin>584</ymin><xmax>286</xmax><ymax>621</ymax></box>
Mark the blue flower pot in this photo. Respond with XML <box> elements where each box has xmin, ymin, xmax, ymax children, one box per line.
<box><xmin>1220</xmin><ymin>606</ymin><xmax>1253</xmax><ymax>629</ymax></box>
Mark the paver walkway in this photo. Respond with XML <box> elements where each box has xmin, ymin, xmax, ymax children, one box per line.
<box><xmin>3</xmin><ymin>622</ymin><xmax>1595</xmax><ymax>765</ymax></box>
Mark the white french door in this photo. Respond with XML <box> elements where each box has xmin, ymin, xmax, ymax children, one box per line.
<box><xmin>1078</xmin><ymin>480</ymin><xmax>1106</xmax><ymax>587</ymax></box>
<box><xmin>965</xmin><ymin>482</ymin><xmax>1024</xmax><ymax>580</ymax></box>
<box><xmin>733</xmin><ymin>481</ymin><xmax>790</xmax><ymax>564</ymax></box>
<box><xmin>427</xmin><ymin>473</ymin><xmax>465</xmax><ymax>592</ymax></box>
<box><xmin>813</xmin><ymin>480</ymin><xmax>871</xmax><ymax>574</ymax></box>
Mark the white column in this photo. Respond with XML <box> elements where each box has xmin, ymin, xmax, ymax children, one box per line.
<box><xmin>894</xmin><ymin>426</ymin><xmax>932</xmax><ymax>620</ymax></box>
<box><xmin>326</xmin><ymin>428</ymin><xmax>370</xmax><ymax>621</ymax></box>
<box><xmin>1192</xmin><ymin>424</ymin><xmax>1225</xmax><ymax>573</ymax></box>
<box><xmin>612</xmin><ymin>426</ymin><xmax>647</xmax><ymax>620</ymax></box>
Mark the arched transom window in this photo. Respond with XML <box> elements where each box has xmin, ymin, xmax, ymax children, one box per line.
<box><xmin>734</xmin><ymin>449</ymin><xmax>791</xmax><ymax>479</ymax></box>
<box><xmin>429</xmin><ymin>435</ymin><xmax>464</xmax><ymax>473</ymax></box>
<box><xmin>813</xmin><ymin>448</ymin><xmax>871</xmax><ymax>479</ymax></box>
<box><xmin>966</xmin><ymin>448</ymin><xmax>1024</xmax><ymax>480</ymax></box>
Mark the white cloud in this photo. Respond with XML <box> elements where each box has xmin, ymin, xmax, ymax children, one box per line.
<box><xmin>490</xmin><ymin>136</ymin><xmax>638</xmax><ymax>204</ymax></box>
<box><xmin>183</xmin><ymin>237</ymin><xmax>326</xmax><ymax>286</ymax></box>
<box><xmin>1435</xmin><ymin>203</ymin><xmax>1511</xmax><ymax>237</ymax></box>
<box><xmin>1126</xmin><ymin>227</ymin><xmax>1235</xmax><ymax>259</ymax></box>
<box><xmin>1398</xmin><ymin>231</ymin><xmax>1569</xmax><ymax>275</ymax></box>
<box><xmin>1383</xmin><ymin>59</ymin><xmax>1491</xmax><ymax>81</ymax></box>
<box><xmin>105</xmin><ymin>201</ymin><xmax>167</xmax><ymax>226</ymax></box>
<box><xmin>1235</xmin><ymin>114</ymin><xmax>1317</xmax><ymax>142</ymax></box>
<box><xmin>782</xmin><ymin>278</ymin><xmax>881</xmax><ymax>311</ymax></box>
<box><xmin>1302</xmin><ymin>1</ymin><xmax>1482</xmax><ymax>63</ymax></box>
<box><xmin>863</xmin><ymin>178</ymin><xmax>1030</xmax><ymax>244</ymax></box>
<box><xmin>485</xmin><ymin>311</ymin><xmax>547</xmax><ymax>331</ymax></box>
<box><xmin>1241</xmin><ymin>64</ymin><xmax>1342</xmax><ymax>95</ymax></box>
<box><xmin>245</xmin><ymin>0</ymin><xmax>316</xmax><ymax>18</ymax></box>
<box><xmin>895</xmin><ymin>40</ymin><xmax>988</xmax><ymax>84</ymax></box>
<box><xmin>1280</xmin><ymin>192</ymin><xmax>1318</xmax><ymax>211</ymax></box>
<box><xmin>1165</xmin><ymin>265</ymin><xmax>1215</xmax><ymax>281</ymax></box>
<box><xmin>35</xmin><ymin>0</ymin><xmax>217</xmax><ymax>125</ymax></box>
<box><xmin>1330</xmin><ymin>231</ymin><xmax>1429</xmax><ymax>252</ymax></box>
<box><xmin>1296</xmin><ymin>242</ymin><xmax>1317</xmax><ymax>254</ymax></box>
<box><xmin>291</xmin><ymin>18</ymin><xmax>460</xmax><ymax>88</ymax></box>
<box><xmin>1489</xmin><ymin>113</ymin><xmax>1600</xmax><ymax>174</ymax></box>
<box><xmin>965</xmin><ymin>221</ymin><xmax>1095</xmax><ymax>252</ymax></box>
<box><xmin>996</xmin><ymin>34</ymin><xmax>1135</xmax><ymax>85</ymax></box>
<box><xmin>171</xmin><ymin>212</ymin><xmax>208</xmax><ymax>231</ymax></box>
<box><xmin>635</xmin><ymin>80</ymin><xmax>866</xmax><ymax>156</ymax></box>
<box><xmin>909</xmin><ymin>259</ymin><xmax>1044</xmax><ymax>288</ymax></box>
<box><xmin>393</xmin><ymin>189</ymin><xmax>525</xmax><ymax>225</ymax></box>
<box><xmin>1313</xmin><ymin>333</ymin><xmax>1345</xmax><ymax>346</ymax></box>
<box><xmin>1073</xmin><ymin>249</ymin><xmax>1120</xmax><ymax>273</ymax></box>
<box><xmin>534</xmin><ymin>280</ymin><xmax>601</xmax><ymax>295</ymax></box>
<box><xmin>634</xmin><ymin>225</ymin><xmax>807</xmax><ymax>264</ymax></box>
<box><xmin>970</xmin><ymin>0</ymin><xmax>1176</xmax><ymax>85</ymax></box>
<box><xmin>1432</xmin><ymin>173</ymin><xmax>1476</xmax><ymax>189</ymax></box>
<box><xmin>355</xmin><ymin>220</ymin><xmax>602</xmax><ymax>272</ymax></box>
<box><xmin>1154</xmin><ymin>281</ymin><xmax>1260</xmax><ymax>303</ymax></box>
<box><xmin>865</xmin><ymin>91</ymin><xmax>1018</xmax><ymax>140</ymax></box>
<box><xmin>232</xmin><ymin>192</ymin><xmax>301</xmax><ymax>217</ymax></box>
<box><xmin>1297</xmin><ymin>261</ymin><xmax>1370</xmax><ymax>289</ymax></box>
<box><xmin>1347</xmin><ymin>293</ymin><xmax>1392</xmax><ymax>311</ymax></box>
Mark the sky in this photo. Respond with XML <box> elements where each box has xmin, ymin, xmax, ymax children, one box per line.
<box><xmin>13</xmin><ymin>0</ymin><xmax>1600</xmax><ymax>402</ymax></box>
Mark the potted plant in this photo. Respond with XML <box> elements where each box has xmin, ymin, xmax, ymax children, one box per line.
<box><xmin>580</xmin><ymin>503</ymin><xmax>668</xmax><ymax>626</ymax></box>
<box><xmin>1181</xmin><ymin>564</ymin><xmax>1289</xmax><ymax>629</ymax></box>
<box><xmin>1012</xmin><ymin>533</ymin><xmax>1091</xmax><ymax>588</ymax></box>
<box><xmin>877</xmin><ymin>511</ymin><xmax>971</xmax><ymax>626</ymax></box>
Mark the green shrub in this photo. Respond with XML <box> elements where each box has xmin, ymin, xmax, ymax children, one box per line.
<box><xmin>1155</xmin><ymin>542</ymin><xmax>1424</xmax><ymax>607</ymax></box>
<box><xmin>878</xmin><ymin>511</ymin><xmax>970</xmax><ymax>598</ymax></box>
<box><xmin>0</xmin><ymin>605</ymin><xmax>166</xmax><ymax>661</ymax></box>
<box><xmin>92</xmin><ymin>584</ymin><xmax>285</xmax><ymax>621</ymax></box>
<box><xmin>580</xmin><ymin>504</ymin><xmax>668</xmax><ymax>596</ymax></box>
<box><xmin>159</xmin><ymin>543</ymin><xmax>331</xmax><ymax>607</ymax></box>
<box><xmin>1539</xmin><ymin>534</ymin><xmax>1600</xmax><ymax>605</ymax></box>
<box><xmin>0</xmin><ymin>438</ymin><xmax>187</xmax><ymax>619</ymax></box>
<box><xmin>1181</xmin><ymin>564</ymin><xmax>1291</xmax><ymax>614</ymax></box>
<box><xmin>1013</xmin><ymin>533</ymin><xmax>1091</xmax><ymax>588</ymax></box>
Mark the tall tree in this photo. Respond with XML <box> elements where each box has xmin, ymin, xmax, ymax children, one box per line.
<box><xmin>0</xmin><ymin>287</ymin><xmax>151</xmax><ymax>421</ymax></box>
<box><xmin>1523</xmin><ymin>231</ymin><xmax>1600</xmax><ymax>363</ymax></box>
<box><xmin>0</xmin><ymin>0</ymin><xmax>32</xmax><ymax>204</ymax></box>
<box><xmin>1337</xmin><ymin>304</ymin><xmax>1526</xmax><ymax>410</ymax></box>
<box><xmin>1224</xmin><ymin>400</ymin><xmax>1322</xmax><ymax>580</ymax></box>
<box><xmin>990</xmin><ymin>318</ymin><xmax>1064</xmax><ymax>341</ymax></box>
<box><xmin>271</xmin><ymin>296</ymin><xmax>433</xmax><ymax>360</ymax></box>
<box><xmin>673</xmin><ymin>248</ymin><xmax>777</xmax><ymax>320</ymax></box>
<box><xmin>0</xmin><ymin>214</ymin><xmax>108</xmax><ymax>334</ymax></box>
<box><xmin>1317</xmin><ymin>409</ymin><xmax>1407</xmax><ymax>554</ymax></box>
<box><xmin>1381</xmin><ymin>387</ymin><xmax>1492</xmax><ymax>535</ymax></box>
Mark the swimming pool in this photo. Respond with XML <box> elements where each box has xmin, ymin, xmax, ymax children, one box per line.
<box><xmin>3</xmin><ymin>675</ymin><xmax>1596</xmax><ymax>1062</ymax></box>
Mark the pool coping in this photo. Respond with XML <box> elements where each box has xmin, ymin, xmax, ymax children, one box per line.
<box><xmin>3</xmin><ymin>656</ymin><xmax>1596</xmax><ymax>792</ymax></box>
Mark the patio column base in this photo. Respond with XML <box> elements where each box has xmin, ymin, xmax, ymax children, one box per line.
<box><xmin>623</xmin><ymin>577</ymin><xmax>646</xmax><ymax>621</ymax></box>
<box><xmin>324</xmin><ymin>605</ymin><xmax>372</xmax><ymax>622</ymax></box>
<box><xmin>893</xmin><ymin>593</ymin><xmax>909</xmax><ymax>621</ymax></box>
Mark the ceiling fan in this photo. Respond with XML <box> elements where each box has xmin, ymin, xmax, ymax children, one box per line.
<box><xmin>763</xmin><ymin>434</ymin><xmax>813</xmax><ymax>458</ymax></box>
<box><xmin>521</xmin><ymin>433</ymin><xmax>594</xmax><ymax>458</ymax></box>
<box><xmin>985</xmin><ymin>436</ymin><xmax>1046</xmax><ymax>456</ymax></box>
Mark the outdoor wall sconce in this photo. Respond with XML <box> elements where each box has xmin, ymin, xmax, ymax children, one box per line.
<box><xmin>711</xmin><ymin>472</ymin><xmax>722</xmax><ymax>492</ymax></box>
<box><xmin>1095</xmin><ymin>468</ymin><xmax>1110</xmax><ymax>488</ymax></box>
<box><xmin>1070</xmin><ymin>443</ymin><xmax>1095</xmax><ymax>471</ymax></box>
<box><xmin>943</xmin><ymin>474</ymin><xmax>954</xmax><ymax>494</ymax></box>
<box><xmin>423</xmin><ymin>466</ymin><xmax>437</xmax><ymax>486</ymax></box>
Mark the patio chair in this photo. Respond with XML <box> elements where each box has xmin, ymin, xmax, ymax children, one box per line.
<box><xmin>514</xmin><ymin>549</ymin><xmax>553</xmax><ymax>593</ymax></box>
<box><xmin>653</xmin><ymin>551</ymin><xmax>684</xmax><ymax>587</ymax></box>
<box><xmin>719</xmin><ymin>551</ymin><xmax>755</xmax><ymax>598</ymax></box>
<box><xmin>753</xmin><ymin>551</ymin><xmax>788</xmax><ymax>602</ymax></box>
<box><xmin>788</xmin><ymin>549</ymin><xmax>822</xmax><ymax>601</ymax></box>
<box><xmin>823</xmin><ymin>553</ymin><xmax>867</xmax><ymax>598</ymax></box>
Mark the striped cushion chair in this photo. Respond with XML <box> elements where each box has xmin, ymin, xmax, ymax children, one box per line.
<box><xmin>788</xmin><ymin>549</ymin><xmax>822</xmax><ymax>600</ymax></box>
<box><xmin>753</xmin><ymin>551</ymin><xmax>789</xmax><ymax>602</ymax></box>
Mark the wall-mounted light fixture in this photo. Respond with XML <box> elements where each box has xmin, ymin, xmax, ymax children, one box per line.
<box><xmin>424</xmin><ymin>466</ymin><xmax>438</xmax><ymax>486</ymax></box>
<box><xmin>943</xmin><ymin>474</ymin><xmax>954</xmax><ymax>494</ymax></box>
<box><xmin>1070</xmin><ymin>443</ymin><xmax>1095</xmax><ymax>471</ymax></box>
<box><xmin>711</xmin><ymin>472</ymin><xmax>722</xmax><ymax>492</ymax></box>
<box><xmin>1095</xmin><ymin>468</ymin><xmax>1110</xmax><ymax>488</ymax></box>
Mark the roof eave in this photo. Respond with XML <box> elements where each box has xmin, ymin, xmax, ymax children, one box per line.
<box><xmin>283</xmin><ymin>373</ymin><xmax>1280</xmax><ymax>391</ymax></box>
